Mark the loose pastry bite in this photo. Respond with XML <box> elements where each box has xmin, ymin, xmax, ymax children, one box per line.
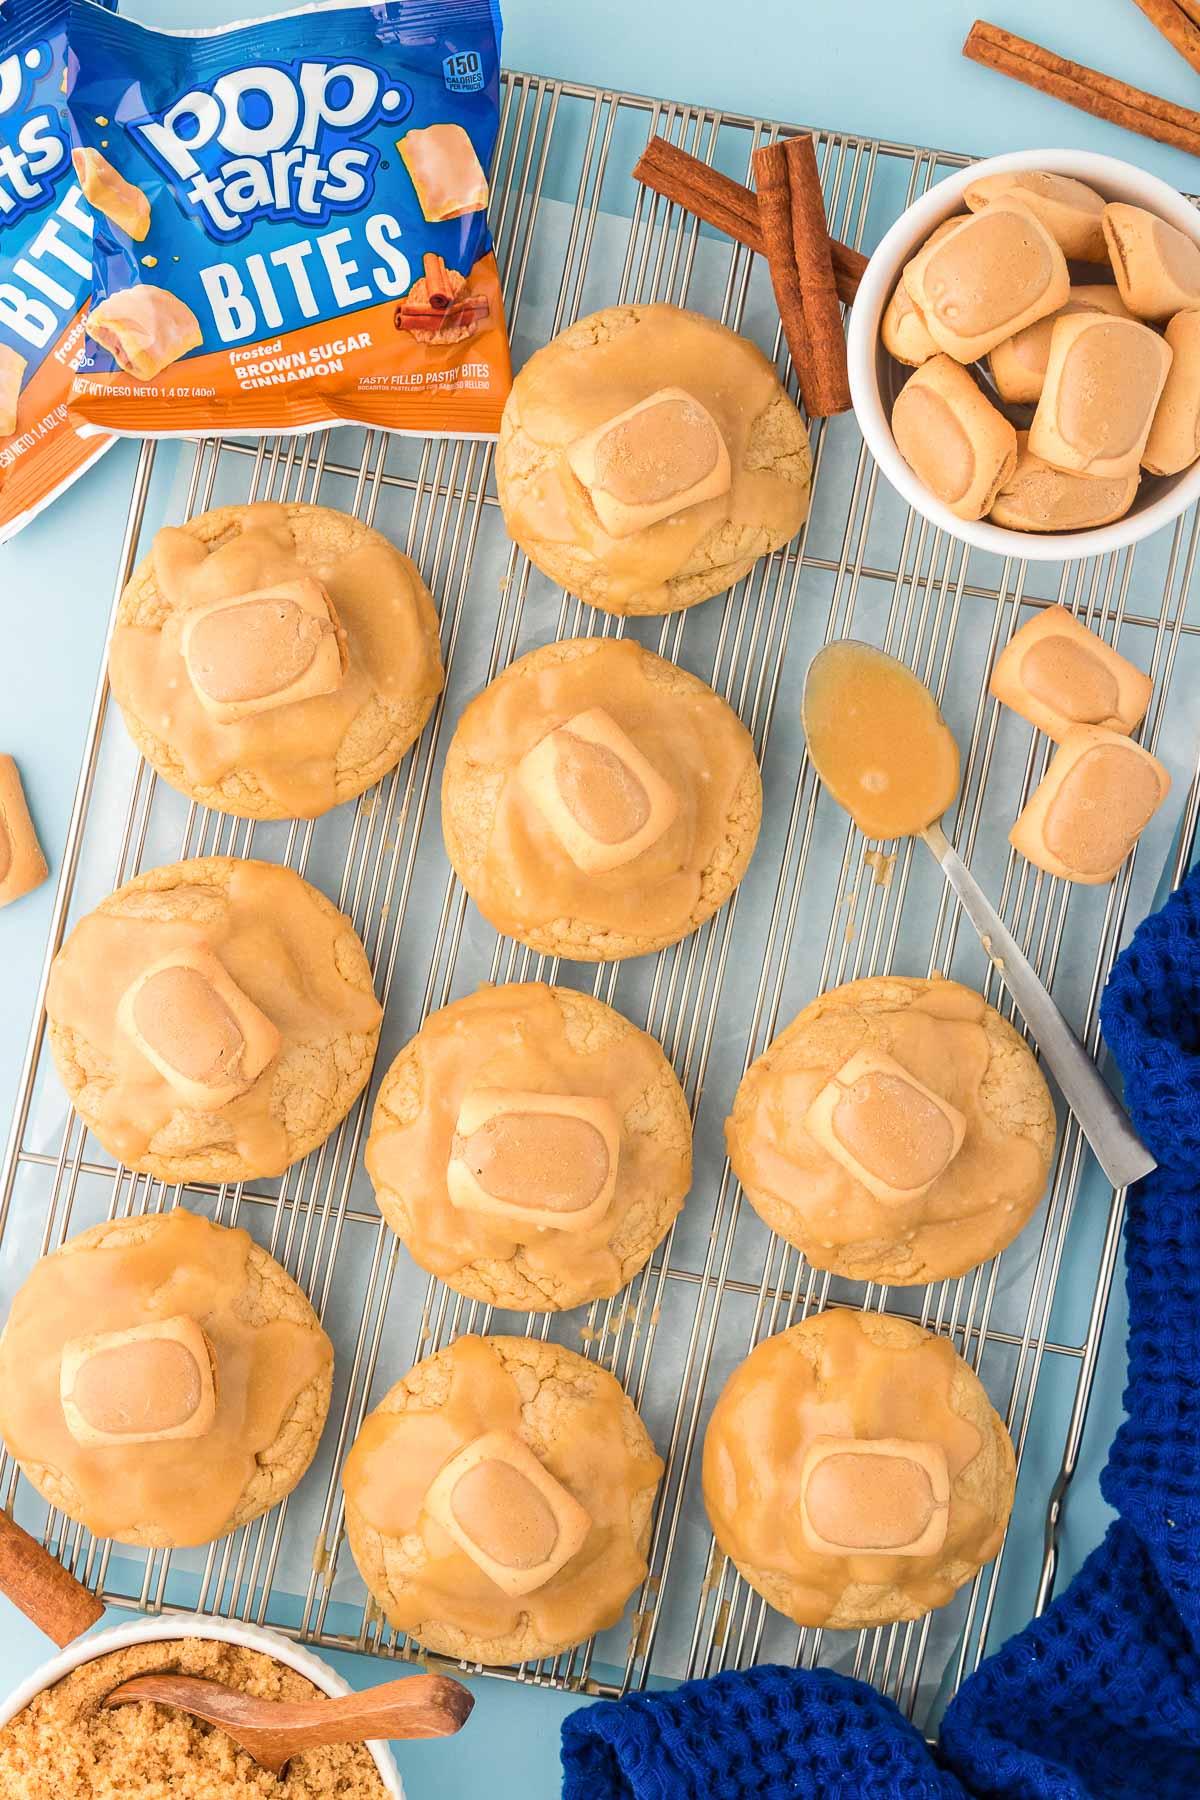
<box><xmin>342</xmin><ymin>1334</ymin><xmax>663</xmax><ymax>1665</ymax></box>
<box><xmin>725</xmin><ymin>974</ymin><xmax>1056</xmax><ymax>1284</ymax></box>
<box><xmin>1103</xmin><ymin>203</ymin><xmax>1200</xmax><ymax>322</ymax></box>
<box><xmin>901</xmin><ymin>205</ymin><xmax>1069</xmax><ymax>364</ymax></box>
<box><xmin>108</xmin><ymin>501</ymin><xmax>444</xmax><ymax>821</ymax></box>
<box><xmin>397</xmin><ymin>122</ymin><xmax>489</xmax><ymax>221</ymax></box>
<box><xmin>366</xmin><ymin>982</ymin><xmax>692</xmax><ymax>1311</ymax></box>
<box><xmin>1009</xmin><ymin>726</ymin><xmax>1170</xmax><ymax>884</ymax></box>
<box><xmin>990</xmin><ymin>603</ymin><xmax>1151</xmax><ymax>740</ymax></box>
<box><xmin>891</xmin><ymin>355</ymin><xmax>1018</xmax><ymax>521</ymax></box>
<box><xmin>989</xmin><ymin>435</ymin><xmax>1139</xmax><ymax>535</ymax></box>
<box><xmin>1028</xmin><ymin>314</ymin><xmax>1172</xmax><ymax>480</ymax></box>
<box><xmin>1143</xmin><ymin>309</ymin><xmax>1200</xmax><ymax>476</ymax></box>
<box><xmin>441</xmin><ymin>637</ymin><xmax>762</xmax><ymax>961</ymax></box>
<box><xmin>496</xmin><ymin>303</ymin><xmax>811</xmax><ymax>616</ymax></box>
<box><xmin>989</xmin><ymin>286</ymin><xmax>1133</xmax><ymax>407</ymax></box>
<box><xmin>962</xmin><ymin>168</ymin><xmax>1108</xmax><ymax>262</ymax></box>
<box><xmin>0</xmin><ymin>1209</ymin><xmax>333</xmax><ymax>1547</ymax></box>
<box><xmin>0</xmin><ymin>755</ymin><xmax>48</xmax><ymax>908</ymax></box>
<box><xmin>45</xmin><ymin>856</ymin><xmax>382</xmax><ymax>1184</ymax></box>
<box><xmin>86</xmin><ymin>284</ymin><xmax>203</xmax><ymax>381</ymax></box>
<box><xmin>701</xmin><ymin>1310</ymin><xmax>1015</xmax><ymax>1629</ymax></box>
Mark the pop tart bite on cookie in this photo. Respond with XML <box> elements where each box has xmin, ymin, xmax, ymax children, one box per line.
<box><xmin>0</xmin><ymin>1209</ymin><xmax>332</xmax><ymax>1548</ymax></box>
<box><xmin>45</xmin><ymin>856</ymin><xmax>382</xmax><ymax>1184</ymax></box>
<box><xmin>725</xmin><ymin>975</ymin><xmax>1056</xmax><ymax>1285</ymax></box>
<box><xmin>702</xmin><ymin>1310</ymin><xmax>1015</xmax><ymax>1630</ymax></box>
<box><xmin>496</xmin><ymin>303</ymin><xmax>811</xmax><ymax>617</ymax></box>
<box><xmin>342</xmin><ymin>1335</ymin><xmax>663</xmax><ymax>1665</ymax></box>
<box><xmin>108</xmin><ymin>501</ymin><xmax>444</xmax><ymax>821</ymax></box>
<box><xmin>366</xmin><ymin>982</ymin><xmax>692</xmax><ymax>1311</ymax></box>
<box><xmin>441</xmin><ymin>637</ymin><xmax>762</xmax><ymax>961</ymax></box>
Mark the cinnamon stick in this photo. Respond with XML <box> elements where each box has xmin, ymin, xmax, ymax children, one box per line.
<box><xmin>0</xmin><ymin>1511</ymin><xmax>104</xmax><ymax>1647</ymax></box>
<box><xmin>396</xmin><ymin>296</ymin><xmax>489</xmax><ymax>333</ymax></box>
<box><xmin>781</xmin><ymin>136</ymin><xmax>851</xmax><ymax>414</ymax></box>
<box><xmin>1129</xmin><ymin>0</ymin><xmax>1200</xmax><ymax>77</ymax></box>
<box><xmin>1177</xmin><ymin>0</ymin><xmax>1200</xmax><ymax>23</ymax></box>
<box><xmin>752</xmin><ymin>141</ymin><xmax>820</xmax><ymax>412</ymax></box>
<box><xmin>422</xmin><ymin>252</ymin><xmax>455</xmax><ymax>309</ymax></box>
<box><xmin>964</xmin><ymin>20</ymin><xmax>1200</xmax><ymax>158</ymax></box>
<box><xmin>632</xmin><ymin>134</ymin><xmax>867</xmax><ymax>303</ymax></box>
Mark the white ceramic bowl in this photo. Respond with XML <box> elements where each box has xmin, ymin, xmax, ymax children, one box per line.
<box><xmin>0</xmin><ymin>1615</ymin><xmax>405</xmax><ymax>1797</ymax></box>
<box><xmin>847</xmin><ymin>148</ymin><xmax>1200</xmax><ymax>560</ymax></box>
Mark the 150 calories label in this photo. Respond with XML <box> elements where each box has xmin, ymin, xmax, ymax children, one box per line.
<box><xmin>65</xmin><ymin>0</ymin><xmax>513</xmax><ymax>440</ymax></box>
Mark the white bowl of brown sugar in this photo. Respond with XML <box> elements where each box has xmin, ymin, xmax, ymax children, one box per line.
<box><xmin>847</xmin><ymin>148</ymin><xmax>1200</xmax><ymax>560</ymax></box>
<box><xmin>0</xmin><ymin>1615</ymin><xmax>405</xmax><ymax>1799</ymax></box>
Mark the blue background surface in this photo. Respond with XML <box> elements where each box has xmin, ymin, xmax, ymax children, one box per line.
<box><xmin>1</xmin><ymin>1</ymin><xmax>1190</xmax><ymax>1794</ymax></box>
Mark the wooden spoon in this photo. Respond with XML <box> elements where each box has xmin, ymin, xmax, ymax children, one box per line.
<box><xmin>104</xmin><ymin>1669</ymin><xmax>474</xmax><ymax>1775</ymax></box>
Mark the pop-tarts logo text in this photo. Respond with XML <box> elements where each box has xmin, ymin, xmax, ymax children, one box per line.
<box><xmin>127</xmin><ymin>58</ymin><xmax>414</xmax><ymax>241</ymax></box>
<box><xmin>0</xmin><ymin>40</ymin><xmax>70</xmax><ymax>227</ymax></box>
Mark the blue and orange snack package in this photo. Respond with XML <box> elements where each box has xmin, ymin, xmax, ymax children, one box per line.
<box><xmin>0</xmin><ymin>0</ymin><xmax>112</xmax><ymax>543</ymax></box>
<box><xmin>65</xmin><ymin>0</ymin><xmax>512</xmax><ymax>440</ymax></box>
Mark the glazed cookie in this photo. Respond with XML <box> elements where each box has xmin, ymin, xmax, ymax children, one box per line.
<box><xmin>342</xmin><ymin>1334</ymin><xmax>663</xmax><ymax>1665</ymax></box>
<box><xmin>441</xmin><ymin>637</ymin><xmax>762</xmax><ymax>960</ymax></box>
<box><xmin>109</xmin><ymin>501</ymin><xmax>444</xmax><ymax>820</ymax></box>
<box><xmin>0</xmin><ymin>1209</ymin><xmax>333</xmax><ymax>1548</ymax></box>
<box><xmin>46</xmin><ymin>856</ymin><xmax>382</xmax><ymax>1184</ymax></box>
<box><xmin>702</xmin><ymin>1309</ymin><xmax>1015</xmax><ymax>1630</ymax></box>
<box><xmin>366</xmin><ymin>982</ymin><xmax>692</xmax><ymax>1310</ymax></box>
<box><xmin>496</xmin><ymin>304</ymin><xmax>812</xmax><ymax>616</ymax></box>
<box><xmin>725</xmin><ymin>975</ymin><xmax>1056</xmax><ymax>1284</ymax></box>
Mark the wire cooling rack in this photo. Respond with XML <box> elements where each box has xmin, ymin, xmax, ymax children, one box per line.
<box><xmin>3</xmin><ymin>72</ymin><xmax>1200</xmax><ymax>1737</ymax></box>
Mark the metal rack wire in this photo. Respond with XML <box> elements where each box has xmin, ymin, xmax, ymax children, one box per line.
<box><xmin>3</xmin><ymin>71</ymin><xmax>1198</xmax><ymax>1737</ymax></box>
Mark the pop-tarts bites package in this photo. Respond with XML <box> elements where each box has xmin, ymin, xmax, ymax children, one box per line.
<box><xmin>65</xmin><ymin>0</ymin><xmax>512</xmax><ymax>440</ymax></box>
<box><xmin>0</xmin><ymin>0</ymin><xmax>112</xmax><ymax>544</ymax></box>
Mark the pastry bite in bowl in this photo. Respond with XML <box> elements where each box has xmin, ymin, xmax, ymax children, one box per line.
<box><xmin>108</xmin><ymin>501</ymin><xmax>444</xmax><ymax>821</ymax></box>
<box><xmin>0</xmin><ymin>1209</ymin><xmax>332</xmax><ymax>1549</ymax></box>
<box><xmin>365</xmin><ymin>981</ymin><xmax>692</xmax><ymax>1311</ymax></box>
<box><xmin>496</xmin><ymin>303</ymin><xmax>812</xmax><ymax>616</ymax></box>
<box><xmin>702</xmin><ymin>1309</ymin><xmax>1015</xmax><ymax>1630</ymax></box>
<box><xmin>440</xmin><ymin>636</ymin><xmax>762</xmax><ymax>961</ymax></box>
<box><xmin>725</xmin><ymin>974</ymin><xmax>1056</xmax><ymax>1285</ymax></box>
<box><xmin>849</xmin><ymin>149</ymin><xmax>1200</xmax><ymax>558</ymax></box>
<box><xmin>45</xmin><ymin>855</ymin><xmax>382</xmax><ymax>1185</ymax></box>
<box><xmin>342</xmin><ymin>1334</ymin><xmax>663</xmax><ymax>1666</ymax></box>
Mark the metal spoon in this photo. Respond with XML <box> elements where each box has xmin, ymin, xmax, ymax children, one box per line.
<box><xmin>104</xmin><ymin>1669</ymin><xmax>474</xmax><ymax>1776</ymax></box>
<box><xmin>801</xmin><ymin>640</ymin><xmax>1155</xmax><ymax>1191</ymax></box>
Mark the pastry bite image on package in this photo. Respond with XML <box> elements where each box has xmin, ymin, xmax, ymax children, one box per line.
<box><xmin>65</xmin><ymin>0</ymin><xmax>512</xmax><ymax>438</ymax></box>
<box><xmin>0</xmin><ymin>1208</ymin><xmax>333</xmax><ymax>1547</ymax></box>
<box><xmin>1010</xmin><ymin>726</ymin><xmax>1170</xmax><ymax>885</ymax></box>
<box><xmin>725</xmin><ymin>975</ymin><xmax>1056</xmax><ymax>1285</ymax></box>
<box><xmin>365</xmin><ymin>981</ymin><xmax>692</xmax><ymax>1311</ymax></box>
<box><xmin>108</xmin><ymin>501</ymin><xmax>444</xmax><ymax>820</ymax></box>
<box><xmin>44</xmin><ymin>855</ymin><xmax>382</xmax><ymax>1183</ymax></box>
<box><xmin>990</xmin><ymin>604</ymin><xmax>1152</xmax><ymax>741</ymax></box>
<box><xmin>0</xmin><ymin>0</ymin><xmax>114</xmax><ymax>542</ymax></box>
<box><xmin>0</xmin><ymin>755</ymin><xmax>49</xmax><ymax>907</ymax></box>
<box><xmin>342</xmin><ymin>1334</ymin><xmax>663</xmax><ymax>1665</ymax></box>
<box><xmin>701</xmin><ymin>1310</ymin><xmax>1016</xmax><ymax>1630</ymax></box>
<box><xmin>441</xmin><ymin>637</ymin><xmax>763</xmax><ymax>961</ymax></box>
<box><xmin>496</xmin><ymin>304</ymin><xmax>812</xmax><ymax>616</ymax></box>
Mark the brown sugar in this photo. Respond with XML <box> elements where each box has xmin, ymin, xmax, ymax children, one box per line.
<box><xmin>0</xmin><ymin>1637</ymin><xmax>388</xmax><ymax>1799</ymax></box>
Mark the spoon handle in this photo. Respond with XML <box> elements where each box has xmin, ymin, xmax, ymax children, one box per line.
<box><xmin>921</xmin><ymin>821</ymin><xmax>1156</xmax><ymax>1191</ymax></box>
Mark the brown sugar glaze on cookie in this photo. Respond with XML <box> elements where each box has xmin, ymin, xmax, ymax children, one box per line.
<box><xmin>702</xmin><ymin>1311</ymin><xmax>1007</xmax><ymax>1625</ymax></box>
<box><xmin>446</xmin><ymin>638</ymin><xmax>756</xmax><ymax>949</ymax></box>
<box><xmin>110</xmin><ymin>502</ymin><xmax>440</xmax><ymax>818</ymax></box>
<box><xmin>502</xmin><ymin>310</ymin><xmax>799</xmax><ymax>612</ymax></box>
<box><xmin>46</xmin><ymin>860</ymin><xmax>381</xmax><ymax>1174</ymax></box>
<box><xmin>0</xmin><ymin>1210</ymin><xmax>331</xmax><ymax>1546</ymax></box>
<box><xmin>343</xmin><ymin>1336</ymin><xmax>661</xmax><ymax>1645</ymax></box>
<box><xmin>367</xmin><ymin>983</ymin><xmax>684</xmax><ymax>1300</ymax></box>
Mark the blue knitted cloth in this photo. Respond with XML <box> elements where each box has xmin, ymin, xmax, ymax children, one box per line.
<box><xmin>561</xmin><ymin>871</ymin><xmax>1200</xmax><ymax>1800</ymax></box>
